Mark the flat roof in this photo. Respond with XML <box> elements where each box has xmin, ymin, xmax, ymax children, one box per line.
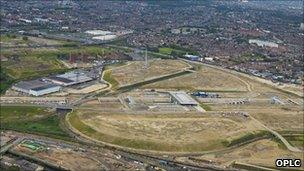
<box><xmin>57</xmin><ymin>71</ymin><xmax>93</xmax><ymax>83</ymax></box>
<box><xmin>31</xmin><ymin>84</ymin><xmax>60</xmax><ymax>91</ymax></box>
<box><xmin>47</xmin><ymin>71</ymin><xmax>93</xmax><ymax>86</ymax></box>
<box><xmin>13</xmin><ymin>80</ymin><xmax>58</xmax><ymax>91</ymax></box>
<box><xmin>48</xmin><ymin>76</ymin><xmax>74</xmax><ymax>84</ymax></box>
<box><xmin>169</xmin><ymin>91</ymin><xmax>199</xmax><ymax>105</ymax></box>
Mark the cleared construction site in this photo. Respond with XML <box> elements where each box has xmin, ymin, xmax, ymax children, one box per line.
<box><xmin>65</xmin><ymin>58</ymin><xmax>303</xmax><ymax>171</ymax></box>
<box><xmin>1</xmin><ymin>132</ymin><xmax>146</xmax><ymax>171</ymax></box>
<box><xmin>1</xmin><ymin>56</ymin><xmax>303</xmax><ymax>170</ymax></box>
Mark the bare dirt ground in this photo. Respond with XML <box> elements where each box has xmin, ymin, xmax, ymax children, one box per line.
<box><xmin>66</xmin><ymin>83</ymin><xmax>107</xmax><ymax>94</ymax></box>
<box><xmin>189</xmin><ymin>139</ymin><xmax>304</xmax><ymax>169</ymax></box>
<box><xmin>13</xmin><ymin>144</ymin><xmax>103</xmax><ymax>170</ymax></box>
<box><xmin>111</xmin><ymin>59</ymin><xmax>191</xmax><ymax>86</ymax></box>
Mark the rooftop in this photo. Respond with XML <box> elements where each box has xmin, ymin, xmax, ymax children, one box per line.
<box><xmin>169</xmin><ymin>91</ymin><xmax>199</xmax><ymax>105</ymax></box>
<box><xmin>13</xmin><ymin>80</ymin><xmax>59</xmax><ymax>91</ymax></box>
<box><xmin>47</xmin><ymin>70</ymin><xmax>94</xmax><ymax>86</ymax></box>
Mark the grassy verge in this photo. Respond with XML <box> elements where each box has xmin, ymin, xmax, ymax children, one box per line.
<box><xmin>282</xmin><ymin>134</ymin><xmax>304</xmax><ymax>149</ymax></box>
<box><xmin>0</xmin><ymin>66</ymin><xmax>14</xmax><ymax>94</ymax></box>
<box><xmin>0</xmin><ymin>106</ymin><xmax>52</xmax><ymax>122</ymax></box>
<box><xmin>58</xmin><ymin>46</ymin><xmax>113</xmax><ymax>56</ymax></box>
<box><xmin>222</xmin><ymin>131</ymin><xmax>273</xmax><ymax>147</ymax></box>
<box><xmin>115</xmin><ymin>70</ymin><xmax>192</xmax><ymax>94</ymax></box>
<box><xmin>103</xmin><ymin>61</ymin><xmax>126</xmax><ymax>70</ymax></box>
<box><xmin>192</xmin><ymin>96</ymin><xmax>212</xmax><ymax>111</ymax></box>
<box><xmin>147</xmin><ymin>52</ymin><xmax>173</xmax><ymax>59</ymax></box>
<box><xmin>2</xmin><ymin>115</ymin><xmax>71</xmax><ymax>141</ymax></box>
<box><xmin>103</xmin><ymin>70</ymin><xmax>119</xmax><ymax>89</ymax></box>
<box><xmin>199</xmin><ymin>103</ymin><xmax>212</xmax><ymax>111</ymax></box>
<box><xmin>157</xmin><ymin>45</ymin><xmax>198</xmax><ymax>57</ymax></box>
<box><xmin>159</xmin><ymin>47</ymin><xmax>173</xmax><ymax>54</ymax></box>
<box><xmin>1</xmin><ymin>106</ymin><xmax>71</xmax><ymax>141</ymax></box>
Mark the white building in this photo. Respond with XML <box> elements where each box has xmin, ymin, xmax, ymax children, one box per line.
<box><xmin>249</xmin><ymin>39</ymin><xmax>279</xmax><ymax>48</ymax></box>
<box><xmin>29</xmin><ymin>85</ymin><xmax>61</xmax><ymax>96</ymax></box>
<box><xmin>12</xmin><ymin>80</ymin><xmax>61</xmax><ymax>96</ymax></box>
<box><xmin>92</xmin><ymin>35</ymin><xmax>117</xmax><ymax>41</ymax></box>
<box><xmin>85</xmin><ymin>30</ymin><xmax>117</xmax><ymax>41</ymax></box>
<box><xmin>300</xmin><ymin>23</ymin><xmax>304</xmax><ymax>31</ymax></box>
<box><xmin>204</xmin><ymin>57</ymin><xmax>214</xmax><ymax>61</ymax></box>
<box><xmin>85</xmin><ymin>30</ymin><xmax>112</xmax><ymax>35</ymax></box>
<box><xmin>47</xmin><ymin>71</ymin><xmax>93</xmax><ymax>86</ymax></box>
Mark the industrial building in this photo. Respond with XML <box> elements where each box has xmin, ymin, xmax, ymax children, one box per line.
<box><xmin>184</xmin><ymin>54</ymin><xmax>200</xmax><ymax>61</ymax></box>
<box><xmin>169</xmin><ymin>91</ymin><xmax>199</xmax><ymax>106</ymax></box>
<box><xmin>47</xmin><ymin>70</ymin><xmax>93</xmax><ymax>86</ymax></box>
<box><xmin>12</xmin><ymin>80</ymin><xmax>61</xmax><ymax>96</ymax></box>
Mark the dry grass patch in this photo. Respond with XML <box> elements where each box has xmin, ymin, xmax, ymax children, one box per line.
<box><xmin>143</xmin><ymin>64</ymin><xmax>248</xmax><ymax>91</ymax></box>
<box><xmin>251</xmin><ymin>111</ymin><xmax>304</xmax><ymax>132</ymax></box>
<box><xmin>69</xmin><ymin>111</ymin><xmax>264</xmax><ymax>152</ymax></box>
<box><xmin>194</xmin><ymin>139</ymin><xmax>303</xmax><ymax>168</ymax></box>
<box><xmin>111</xmin><ymin>59</ymin><xmax>190</xmax><ymax>86</ymax></box>
<box><xmin>13</xmin><ymin>144</ymin><xmax>102</xmax><ymax>171</ymax></box>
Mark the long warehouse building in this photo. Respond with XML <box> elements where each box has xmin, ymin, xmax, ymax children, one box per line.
<box><xmin>47</xmin><ymin>70</ymin><xmax>93</xmax><ymax>86</ymax></box>
<box><xmin>12</xmin><ymin>80</ymin><xmax>61</xmax><ymax>96</ymax></box>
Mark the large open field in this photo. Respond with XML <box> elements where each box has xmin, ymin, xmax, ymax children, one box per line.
<box><xmin>108</xmin><ymin>59</ymin><xmax>191</xmax><ymax>86</ymax></box>
<box><xmin>0</xmin><ymin>106</ymin><xmax>54</xmax><ymax>122</ymax></box>
<box><xmin>1</xmin><ymin>46</ymin><xmax>113</xmax><ymax>79</ymax></box>
<box><xmin>143</xmin><ymin>62</ymin><xmax>249</xmax><ymax>92</ymax></box>
<box><xmin>1</xmin><ymin>106</ymin><xmax>70</xmax><ymax>140</ymax></box>
<box><xmin>68</xmin><ymin>59</ymin><xmax>303</xmax><ymax>156</ymax></box>
<box><xmin>68</xmin><ymin>111</ymin><xmax>265</xmax><ymax>152</ymax></box>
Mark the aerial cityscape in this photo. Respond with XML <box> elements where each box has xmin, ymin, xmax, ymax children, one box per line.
<box><xmin>0</xmin><ymin>0</ymin><xmax>303</xmax><ymax>170</ymax></box>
